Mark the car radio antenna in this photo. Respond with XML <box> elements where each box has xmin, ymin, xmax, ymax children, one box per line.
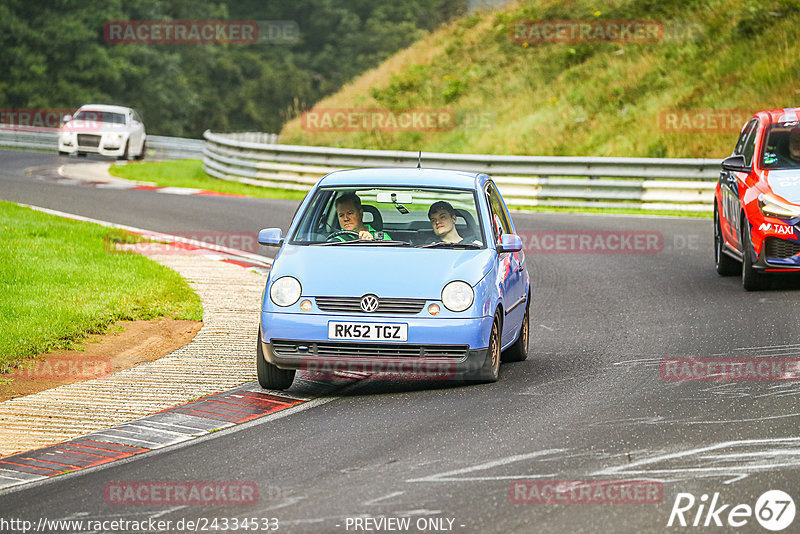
<box><xmin>417</xmin><ymin>151</ymin><xmax>422</xmax><ymax>169</ymax></box>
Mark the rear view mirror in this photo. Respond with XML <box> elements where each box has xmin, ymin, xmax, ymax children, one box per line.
<box><xmin>376</xmin><ymin>192</ymin><xmax>413</xmax><ymax>204</ymax></box>
<box><xmin>497</xmin><ymin>234</ymin><xmax>522</xmax><ymax>253</ymax></box>
<box><xmin>258</xmin><ymin>228</ymin><xmax>283</xmax><ymax>246</ymax></box>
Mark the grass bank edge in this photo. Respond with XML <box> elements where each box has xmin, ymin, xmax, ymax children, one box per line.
<box><xmin>0</xmin><ymin>200</ymin><xmax>203</xmax><ymax>373</ymax></box>
<box><xmin>108</xmin><ymin>159</ymin><xmax>308</xmax><ymax>200</ymax></box>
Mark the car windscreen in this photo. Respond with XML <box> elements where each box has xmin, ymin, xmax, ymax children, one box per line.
<box><xmin>762</xmin><ymin>123</ymin><xmax>800</xmax><ymax>169</ymax></box>
<box><xmin>289</xmin><ymin>186</ymin><xmax>485</xmax><ymax>248</ymax></box>
<box><xmin>72</xmin><ymin>111</ymin><xmax>126</xmax><ymax>125</ymax></box>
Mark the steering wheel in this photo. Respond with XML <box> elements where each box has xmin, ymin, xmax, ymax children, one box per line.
<box><xmin>326</xmin><ymin>230</ymin><xmax>360</xmax><ymax>242</ymax></box>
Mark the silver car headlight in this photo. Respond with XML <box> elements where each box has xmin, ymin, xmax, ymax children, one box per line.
<box><xmin>758</xmin><ymin>193</ymin><xmax>800</xmax><ymax>219</ymax></box>
<box><xmin>441</xmin><ymin>281</ymin><xmax>474</xmax><ymax>312</ymax></box>
<box><xmin>269</xmin><ymin>276</ymin><xmax>302</xmax><ymax>307</ymax></box>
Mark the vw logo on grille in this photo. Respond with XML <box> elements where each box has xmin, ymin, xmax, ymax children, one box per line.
<box><xmin>360</xmin><ymin>294</ymin><xmax>379</xmax><ymax>312</ymax></box>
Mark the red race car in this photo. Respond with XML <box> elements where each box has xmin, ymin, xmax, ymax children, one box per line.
<box><xmin>715</xmin><ymin>107</ymin><xmax>800</xmax><ymax>290</ymax></box>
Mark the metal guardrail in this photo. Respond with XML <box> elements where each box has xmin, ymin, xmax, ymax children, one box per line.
<box><xmin>147</xmin><ymin>135</ymin><xmax>204</xmax><ymax>160</ymax></box>
<box><xmin>203</xmin><ymin>130</ymin><xmax>720</xmax><ymax>211</ymax></box>
<box><xmin>1</xmin><ymin>127</ymin><xmax>721</xmax><ymax>211</ymax></box>
<box><xmin>0</xmin><ymin>128</ymin><xmax>203</xmax><ymax>160</ymax></box>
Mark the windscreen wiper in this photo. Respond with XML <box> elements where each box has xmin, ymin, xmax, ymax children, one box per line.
<box><xmin>317</xmin><ymin>239</ymin><xmax>412</xmax><ymax>246</ymax></box>
<box><xmin>418</xmin><ymin>241</ymin><xmax>482</xmax><ymax>249</ymax></box>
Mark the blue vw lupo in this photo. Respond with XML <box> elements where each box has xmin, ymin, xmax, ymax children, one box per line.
<box><xmin>256</xmin><ymin>168</ymin><xmax>530</xmax><ymax>390</ymax></box>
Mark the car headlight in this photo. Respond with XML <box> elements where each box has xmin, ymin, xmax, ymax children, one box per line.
<box><xmin>107</xmin><ymin>133</ymin><xmax>122</xmax><ymax>142</ymax></box>
<box><xmin>441</xmin><ymin>281</ymin><xmax>474</xmax><ymax>312</ymax></box>
<box><xmin>269</xmin><ymin>276</ymin><xmax>302</xmax><ymax>307</ymax></box>
<box><xmin>758</xmin><ymin>193</ymin><xmax>800</xmax><ymax>219</ymax></box>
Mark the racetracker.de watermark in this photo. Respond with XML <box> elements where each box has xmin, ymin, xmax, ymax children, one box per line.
<box><xmin>0</xmin><ymin>108</ymin><xmax>74</xmax><ymax>131</ymax></box>
<box><xmin>104</xmin><ymin>231</ymin><xmax>259</xmax><ymax>255</ymax></box>
<box><xmin>301</xmin><ymin>108</ymin><xmax>457</xmax><ymax>132</ymax></box>
<box><xmin>511</xmin><ymin>20</ymin><xmax>663</xmax><ymax>43</ymax></box>
<box><xmin>104</xmin><ymin>20</ymin><xmax>299</xmax><ymax>45</ymax></box>
<box><xmin>518</xmin><ymin>230</ymin><xmax>663</xmax><ymax>254</ymax></box>
<box><xmin>660</xmin><ymin>358</ymin><xmax>800</xmax><ymax>381</ymax></box>
<box><xmin>301</xmin><ymin>360</ymin><xmax>456</xmax><ymax>381</ymax></box>
<box><xmin>11</xmin><ymin>356</ymin><xmax>111</xmax><ymax>380</ymax></box>
<box><xmin>104</xmin><ymin>481</ymin><xmax>258</xmax><ymax>505</ymax></box>
<box><xmin>658</xmin><ymin>110</ymin><xmax>754</xmax><ymax>133</ymax></box>
<box><xmin>509</xmin><ymin>480</ymin><xmax>663</xmax><ymax>504</ymax></box>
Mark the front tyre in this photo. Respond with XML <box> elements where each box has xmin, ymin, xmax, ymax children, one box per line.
<box><xmin>135</xmin><ymin>140</ymin><xmax>146</xmax><ymax>160</ymax></box>
<box><xmin>118</xmin><ymin>141</ymin><xmax>129</xmax><ymax>161</ymax></box>
<box><xmin>502</xmin><ymin>298</ymin><xmax>529</xmax><ymax>362</ymax></box>
<box><xmin>467</xmin><ymin>314</ymin><xmax>501</xmax><ymax>383</ymax></box>
<box><xmin>714</xmin><ymin>207</ymin><xmax>739</xmax><ymax>276</ymax></box>
<box><xmin>256</xmin><ymin>331</ymin><xmax>295</xmax><ymax>390</ymax></box>
<box><xmin>741</xmin><ymin>219</ymin><xmax>765</xmax><ymax>291</ymax></box>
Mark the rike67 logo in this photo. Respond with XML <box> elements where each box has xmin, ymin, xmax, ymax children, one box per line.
<box><xmin>667</xmin><ymin>490</ymin><xmax>795</xmax><ymax>531</ymax></box>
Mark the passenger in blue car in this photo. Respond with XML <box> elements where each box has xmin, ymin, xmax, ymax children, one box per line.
<box><xmin>428</xmin><ymin>201</ymin><xmax>464</xmax><ymax>243</ymax></box>
<box><xmin>334</xmin><ymin>192</ymin><xmax>390</xmax><ymax>240</ymax></box>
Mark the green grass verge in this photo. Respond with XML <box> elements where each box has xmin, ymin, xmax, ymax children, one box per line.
<box><xmin>0</xmin><ymin>201</ymin><xmax>203</xmax><ymax>373</ymax></box>
<box><xmin>108</xmin><ymin>159</ymin><xmax>308</xmax><ymax>200</ymax></box>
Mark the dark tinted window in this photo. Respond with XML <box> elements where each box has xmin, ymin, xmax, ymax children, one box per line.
<box><xmin>485</xmin><ymin>183</ymin><xmax>512</xmax><ymax>245</ymax></box>
<box><xmin>762</xmin><ymin>122</ymin><xmax>800</xmax><ymax>169</ymax></box>
<box><xmin>734</xmin><ymin>119</ymin><xmax>759</xmax><ymax>166</ymax></box>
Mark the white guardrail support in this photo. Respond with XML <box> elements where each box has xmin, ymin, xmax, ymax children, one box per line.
<box><xmin>203</xmin><ymin>130</ymin><xmax>720</xmax><ymax>212</ymax></box>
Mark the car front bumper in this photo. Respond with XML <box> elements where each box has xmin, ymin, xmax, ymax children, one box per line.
<box><xmin>753</xmin><ymin>235</ymin><xmax>800</xmax><ymax>270</ymax></box>
<box><xmin>260</xmin><ymin>312</ymin><xmax>494</xmax><ymax>378</ymax></box>
<box><xmin>59</xmin><ymin>135</ymin><xmax>129</xmax><ymax>157</ymax></box>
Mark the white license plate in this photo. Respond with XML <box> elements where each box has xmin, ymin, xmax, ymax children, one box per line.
<box><xmin>328</xmin><ymin>322</ymin><xmax>408</xmax><ymax>341</ymax></box>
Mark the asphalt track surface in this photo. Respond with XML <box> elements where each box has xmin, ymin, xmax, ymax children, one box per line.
<box><xmin>2</xmin><ymin>149</ymin><xmax>800</xmax><ymax>533</ymax></box>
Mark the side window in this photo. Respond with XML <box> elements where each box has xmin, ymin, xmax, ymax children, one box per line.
<box><xmin>741</xmin><ymin>122</ymin><xmax>759</xmax><ymax>167</ymax></box>
<box><xmin>735</xmin><ymin>119</ymin><xmax>759</xmax><ymax>166</ymax></box>
<box><xmin>485</xmin><ymin>183</ymin><xmax>512</xmax><ymax>245</ymax></box>
<box><xmin>733</xmin><ymin>120</ymin><xmax>755</xmax><ymax>155</ymax></box>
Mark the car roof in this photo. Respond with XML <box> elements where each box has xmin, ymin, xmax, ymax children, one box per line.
<box><xmin>758</xmin><ymin>107</ymin><xmax>800</xmax><ymax>125</ymax></box>
<box><xmin>318</xmin><ymin>168</ymin><xmax>485</xmax><ymax>189</ymax></box>
<box><xmin>75</xmin><ymin>104</ymin><xmax>133</xmax><ymax>114</ymax></box>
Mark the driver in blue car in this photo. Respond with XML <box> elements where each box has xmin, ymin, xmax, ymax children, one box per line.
<box><xmin>334</xmin><ymin>192</ymin><xmax>390</xmax><ymax>240</ymax></box>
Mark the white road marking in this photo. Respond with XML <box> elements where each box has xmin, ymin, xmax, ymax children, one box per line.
<box><xmin>612</xmin><ymin>357</ymin><xmax>663</xmax><ymax>366</ymax></box>
<box><xmin>392</xmin><ymin>509</ymin><xmax>443</xmax><ymax>516</ymax></box>
<box><xmin>363</xmin><ymin>491</ymin><xmax>404</xmax><ymax>506</ymax></box>
<box><xmin>151</xmin><ymin>506</ymin><xmax>186</xmax><ymax>518</ymax></box>
<box><xmin>592</xmin><ymin>437</ymin><xmax>800</xmax><ymax>478</ymax></box>
<box><xmin>723</xmin><ymin>473</ymin><xmax>749</xmax><ymax>484</ymax></box>
<box><xmin>406</xmin><ymin>449</ymin><xmax>564</xmax><ymax>482</ymax></box>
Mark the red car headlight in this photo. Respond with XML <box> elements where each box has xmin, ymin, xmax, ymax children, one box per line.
<box><xmin>758</xmin><ymin>193</ymin><xmax>800</xmax><ymax>219</ymax></box>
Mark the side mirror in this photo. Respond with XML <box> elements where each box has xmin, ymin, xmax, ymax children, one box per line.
<box><xmin>62</xmin><ymin>115</ymin><xmax>72</xmax><ymax>124</ymax></box>
<box><xmin>721</xmin><ymin>154</ymin><xmax>750</xmax><ymax>173</ymax></box>
<box><xmin>497</xmin><ymin>233</ymin><xmax>522</xmax><ymax>253</ymax></box>
<box><xmin>258</xmin><ymin>228</ymin><xmax>283</xmax><ymax>246</ymax></box>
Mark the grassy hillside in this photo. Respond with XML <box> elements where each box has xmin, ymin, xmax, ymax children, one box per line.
<box><xmin>280</xmin><ymin>0</ymin><xmax>800</xmax><ymax>158</ymax></box>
